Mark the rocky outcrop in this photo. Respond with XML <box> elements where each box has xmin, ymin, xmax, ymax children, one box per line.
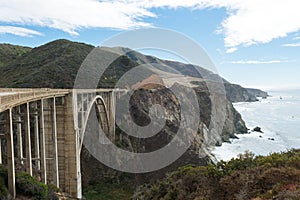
<box><xmin>246</xmin><ymin>88</ymin><xmax>269</xmax><ymax>99</ymax></box>
<box><xmin>224</xmin><ymin>83</ymin><xmax>257</xmax><ymax>102</ymax></box>
<box><xmin>224</xmin><ymin>83</ymin><xmax>269</xmax><ymax>102</ymax></box>
<box><xmin>253</xmin><ymin>126</ymin><xmax>263</xmax><ymax>133</ymax></box>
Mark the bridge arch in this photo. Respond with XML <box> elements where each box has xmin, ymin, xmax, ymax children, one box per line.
<box><xmin>79</xmin><ymin>95</ymin><xmax>111</xmax><ymax>152</ymax></box>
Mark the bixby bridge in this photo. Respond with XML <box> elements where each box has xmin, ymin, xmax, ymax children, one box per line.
<box><xmin>0</xmin><ymin>88</ymin><xmax>123</xmax><ymax>199</ymax></box>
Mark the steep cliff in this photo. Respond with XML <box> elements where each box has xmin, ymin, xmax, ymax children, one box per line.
<box><xmin>224</xmin><ymin>83</ymin><xmax>268</xmax><ymax>102</ymax></box>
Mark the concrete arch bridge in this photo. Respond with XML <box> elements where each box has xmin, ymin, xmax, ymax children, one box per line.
<box><xmin>0</xmin><ymin>88</ymin><xmax>122</xmax><ymax>199</ymax></box>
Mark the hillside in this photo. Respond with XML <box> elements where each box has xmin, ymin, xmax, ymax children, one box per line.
<box><xmin>134</xmin><ymin>149</ymin><xmax>300</xmax><ymax>200</ymax></box>
<box><xmin>0</xmin><ymin>40</ymin><xmax>93</xmax><ymax>88</ymax></box>
<box><xmin>0</xmin><ymin>44</ymin><xmax>31</xmax><ymax>68</ymax></box>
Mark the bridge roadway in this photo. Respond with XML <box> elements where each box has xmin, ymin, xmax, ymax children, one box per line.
<box><xmin>0</xmin><ymin>88</ymin><xmax>122</xmax><ymax>199</ymax></box>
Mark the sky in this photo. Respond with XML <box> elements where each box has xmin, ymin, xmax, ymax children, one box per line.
<box><xmin>0</xmin><ymin>0</ymin><xmax>300</xmax><ymax>90</ymax></box>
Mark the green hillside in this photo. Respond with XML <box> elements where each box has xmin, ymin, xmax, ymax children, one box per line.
<box><xmin>0</xmin><ymin>44</ymin><xmax>31</xmax><ymax>68</ymax></box>
<box><xmin>0</xmin><ymin>40</ymin><xmax>93</xmax><ymax>88</ymax></box>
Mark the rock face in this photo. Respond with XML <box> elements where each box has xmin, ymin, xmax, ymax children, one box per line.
<box><xmin>82</xmin><ymin>84</ymin><xmax>247</xmax><ymax>186</ymax></box>
<box><xmin>224</xmin><ymin>83</ymin><xmax>268</xmax><ymax>102</ymax></box>
<box><xmin>246</xmin><ymin>88</ymin><xmax>269</xmax><ymax>99</ymax></box>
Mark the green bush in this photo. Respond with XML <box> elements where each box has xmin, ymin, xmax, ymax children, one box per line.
<box><xmin>0</xmin><ymin>165</ymin><xmax>8</xmax><ymax>198</ymax></box>
<box><xmin>83</xmin><ymin>182</ymin><xmax>134</xmax><ymax>200</ymax></box>
<box><xmin>134</xmin><ymin>149</ymin><xmax>300</xmax><ymax>200</ymax></box>
<box><xmin>16</xmin><ymin>172</ymin><xmax>48</xmax><ymax>200</ymax></box>
<box><xmin>0</xmin><ymin>177</ymin><xmax>8</xmax><ymax>198</ymax></box>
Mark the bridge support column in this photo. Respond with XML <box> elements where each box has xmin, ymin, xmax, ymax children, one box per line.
<box><xmin>34</xmin><ymin>102</ymin><xmax>40</xmax><ymax>170</ymax></box>
<box><xmin>17</xmin><ymin>106</ymin><xmax>23</xmax><ymax>165</ymax></box>
<box><xmin>0</xmin><ymin>138</ymin><xmax>2</xmax><ymax>165</ymax></box>
<box><xmin>39</xmin><ymin>99</ymin><xmax>47</xmax><ymax>184</ymax></box>
<box><xmin>64</xmin><ymin>94</ymin><xmax>82</xmax><ymax>198</ymax></box>
<box><xmin>109</xmin><ymin>91</ymin><xmax>116</xmax><ymax>140</ymax></box>
<box><xmin>25</xmin><ymin>102</ymin><xmax>33</xmax><ymax>176</ymax></box>
<box><xmin>44</xmin><ymin>98</ymin><xmax>59</xmax><ymax>187</ymax></box>
<box><xmin>6</xmin><ymin>108</ymin><xmax>16</xmax><ymax>198</ymax></box>
<box><xmin>52</xmin><ymin>98</ymin><xmax>59</xmax><ymax>188</ymax></box>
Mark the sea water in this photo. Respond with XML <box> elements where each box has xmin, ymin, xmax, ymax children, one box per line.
<box><xmin>212</xmin><ymin>89</ymin><xmax>300</xmax><ymax>161</ymax></box>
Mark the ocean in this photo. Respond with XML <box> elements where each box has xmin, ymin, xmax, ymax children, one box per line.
<box><xmin>212</xmin><ymin>89</ymin><xmax>300</xmax><ymax>161</ymax></box>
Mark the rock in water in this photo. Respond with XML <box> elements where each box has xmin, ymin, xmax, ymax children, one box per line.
<box><xmin>253</xmin><ymin>126</ymin><xmax>263</xmax><ymax>133</ymax></box>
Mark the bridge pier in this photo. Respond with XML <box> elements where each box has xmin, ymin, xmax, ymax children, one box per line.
<box><xmin>52</xmin><ymin>98</ymin><xmax>60</xmax><ymax>188</ymax></box>
<box><xmin>6</xmin><ymin>108</ymin><xmax>16</xmax><ymax>198</ymax></box>
<box><xmin>34</xmin><ymin>102</ymin><xmax>41</xmax><ymax>170</ymax></box>
<box><xmin>39</xmin><ymin>99</ymin><xmax>47</xmax><ymax>184</ymax></box>
<box><xmin>0</xmin><ymin>138</ymin><xmax>2</xmax><ymax>164</ymax></box>
<box><xmin>43</xmin><ymin>98</ymin><xmax>60</xmax><ymax>187</ymax></box>
<box><xmin>25</xmin><ymin>102</ymin><xmax>33</xmax><ymax>176</ymax></box>
<box><xmin>63</xmin><ymin>94</ymin><xmax>82</xmax><ymax>198</ymax></box>
<box><xmin>16</xmin><ymin>106</ymin><xmax>23</xmax><ymax>165</ymax></box>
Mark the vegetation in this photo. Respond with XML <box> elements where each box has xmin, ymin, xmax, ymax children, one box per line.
<box><xmin>0</xmin><ymin>166</ymin><xmax>61</xmax><ymax>200</ymax></box>
<box><xmin>0</xmin><ymin>165</ymin><xmax>9</xmax><ymax>199</ymax></box>
<box><xmin>0</xmin><ymin>40</ymin><xmax>93</xmax><ymax>88</ymax></box>
<box><xmin>0</xmin><ymin>44</ymin><xmax>31</xmax><ymax>68</ymax></box>
<box><xmin>16</xmin><ymin>172</ymin><xmax>48</xmax><ymax>199</ymax></box>
<box><xmin>83</xmin><ymin>182</ymin><xmax>134</xmax><ymax>200</ymax></box>
<box><xmin>134</xmin><ymin>149</ymin><xmax>300</xmax><ymax>200</ymax></box>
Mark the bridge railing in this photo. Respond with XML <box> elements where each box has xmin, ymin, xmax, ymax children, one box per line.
<box><xmin>0</xmin><ymin>88</ymin><xmax>71</xmax><ymax>112</ymax></box>
<box><xmin>0</xmin><ymin>88</ymin><xmax>127</xmax><ymax>112</ymax></box>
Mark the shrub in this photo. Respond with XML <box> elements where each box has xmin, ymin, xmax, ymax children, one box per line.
<box><xmin>133</xmin><ymin>149</ymin><xmax>300</xmax><ymax>200</ymax></box>
<box><xmin>0</xmin><ymin>165</ymin><xmax>8</xmax><ymax>199</ymax></box>
<box><xmin>16</xmin><ymin>172</ymin><xmax>48</xmax><ymax>200</ymax></box>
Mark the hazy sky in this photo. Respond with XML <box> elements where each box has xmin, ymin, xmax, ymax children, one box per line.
<box><xmin>0</xmin><ymin>0</ymin><xmax>300</xmax><ymax>89</ymax></box>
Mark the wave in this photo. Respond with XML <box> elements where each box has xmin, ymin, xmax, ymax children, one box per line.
<box><xmin>212</xmin><ymin>89</ymin><xmax>300</xmax><ymax>161</ymax></box>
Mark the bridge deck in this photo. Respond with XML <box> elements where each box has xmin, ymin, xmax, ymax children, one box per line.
<box><xmin>0</xmin><ymin>88</ymin><xmax>70</xmax><ymax>112</ymax></box>
<box><xmin>0</xmin><ymin>88</ymin><xmax>123</xmax><ymax>112</ymax></box>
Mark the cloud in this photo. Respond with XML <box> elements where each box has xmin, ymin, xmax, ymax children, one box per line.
<box><xmin>217</xmin><ymin>0</ymin><xmax>300</xmax><ymax>49</ymax></box>
<box><xmin>283</xmin><ymin>43</ymin><xmax>300</xmax><ymax>47</ymax></box>
<box><xmin>293</xmin><ymin>36</ymin><xmax>300</xmax><ymax>40</ymax></box>
<box><xmin>230</xmin><ymin>60</ymin><xmax>292</xmax><ymax>64</ymax></box>
<box><xmin>0</xmin><ymin>0</ymin><xmax>154</xmax><ymax>36</ymax></box>
<box><xmin>119</xmin><ymin>0</ymin><xmax>300</xmax><ymax>51</ymax></box>
<box><xmin>1</xmin><ymin>0</ymin><xmax>300</xmax><ymax>51</ymax></box>
<box><xmin>226</xmin><ymin>47</ymin><xmax>237</xmax><ymax>54</ymax></box>
<box><xmin>0</xmin><ymin>26</ymin><xmax>42</xmax><ymax>37</ymax></box>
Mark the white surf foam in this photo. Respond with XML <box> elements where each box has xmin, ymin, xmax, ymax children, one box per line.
<box><xmin>212</xmin><ymin>89</ymin><xmax>300</xmax><ymax>161</ymax></box>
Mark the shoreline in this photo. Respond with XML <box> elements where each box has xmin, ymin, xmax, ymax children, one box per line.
<box><xmin>211</xmin><ymin>90</ymin><xmax>300</xmax><ymax>161</ymax></box>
